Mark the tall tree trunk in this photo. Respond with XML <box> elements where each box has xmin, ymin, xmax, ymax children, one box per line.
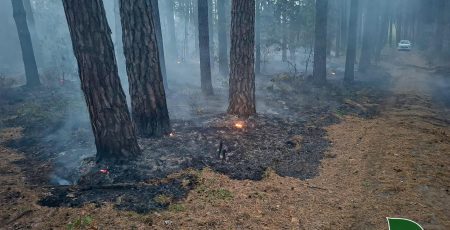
<box><xmin>344</xmin><ymin>0</ymin><xmax>358</xmax><ymax>83</ymax></box>
<box><xmin>359</xmin><ymin>0</ymin><xmax>377</xmax><ymax>72</ymax></box>
<box><xmin>152</xmin><ymin>0</ymin><xmax>168</xmax><ymax>90</ymax></box>
<box><xmin>255</xmin><ymin>0</ymin><xmax>261</xmax><ymax>74</ymax></box>
<box><xmin>217</xmin><ymin>0</ymin><xmax>228</xmax><ymax>75</ymax></box>
<box><xmin>11</xmin><ymin>0</ymin><xmax>40</xmax><ymax>87</ymax></box>
<box><xmin>198</xmin><ymin>0</ymin><xmax>214</xmax><ymax>95</ymax></box>
<box><xmin>208</xmin><ymin>0</ymin><xmax>215</xmax><ymax>69</ymax></box>
<box><xmin>22</xmin><ymin>0</ymin><xmax>42</xmax><ymax>67</ymax></box>
<box><xmin>281</xmin><ymin>14</ymin><xmax>287</xmax><ymax>62</ymax></box>
<box><xmin>193</xmin><ymin>0</ymin><xmax>199</xmax><ymax>57</ymax></box>
<box><xmin>313</xmin><ymin>0</ymin><xmax>328</xmax><ymax>86</ymax></box>
<box><xmin>120</xmin><ymin>0</ymin><xmax>171</xmax><ymax>137</ymax></box>
<box><xmin>228</xmin><ymin>0</ymin><xmax>256</xmax><ymax>117</ymax></box>
<box><xmin>165</xmin><ymin>0</ymin><xmax>178</xmax><ymax>60</ymax></box>
<box><xmin>434</xmin><ymin>0</ymin><xmax>446</xmax><ymax>54</ymax></box>
<box><xmin>114</xmin><ymin>0</ymin><xmax>124</xmax><ymax>64</ymax></box>
<box><xmin>62</xmin><ymin>0</ymin><xmax>140</xmax><ymax>161</ymax></box>
<box><xmin>339</xmin><ymin>0</ymin><xmax>348</xmax><ymax>53</ymax></box>
<box><xmin>388</xmin><ymin>17</ymin><xmax>393</xmax><ymax>47</ymax></box>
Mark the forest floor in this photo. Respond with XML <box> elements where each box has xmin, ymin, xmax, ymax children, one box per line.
<box><xmin>0</xmin><ymin>50</ymin><xmax>449</xmax><ymax>229</ymax></box>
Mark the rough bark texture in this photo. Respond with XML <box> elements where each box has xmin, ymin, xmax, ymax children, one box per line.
<box><xmin>217</xmin><ymin>0</ymin><xmax>228</xmax><ymax>75</ymax></box>
<box><xmin>227</xmin><ymin>0</ymin><xmax>256</xmax><ymax>117</ymax></box>
<box><xmin>313</xmin><ymin>0</ymin><xmax>328</xmax><ymax>86</ymax></box>
<box><xmin>344</xmin><ymin>0</ymin><xmax>358</xmax><ymax>83</ymax></box>
<box><xmin>11</xmin><ymin>0</ymin><xmax>40</xmax><ymax>87</ymax></box>
<box><xmin>119</xmin><ymin>0</ymin><xmax>171</xmax><ymax>137</ymax></box>
<box><xmin>255</xmin><ymin>0</ymin><xmax>261</xmax><ymax>74</ymax></box>
<box><xmin>198</xmin><ymin>0</ymin><xmax>214</xmax><ymax>95</ymax></box>
<box><xmin>62</xmin><ymin>0</ymin><xmax>141</xmax><ymax>161</ymax></box>
<box><xmin>152</xmin><ymin>0</ymin><xmax>168</xmax><ymax>90</ymax></box>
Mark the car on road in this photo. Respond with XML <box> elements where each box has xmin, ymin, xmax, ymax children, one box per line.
<box><xmin>397</xmin><ymin>40</ymin><xmax>412</xmax><ymax>51</ymax></box>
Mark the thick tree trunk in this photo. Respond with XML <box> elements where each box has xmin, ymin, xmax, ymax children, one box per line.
<box><xmin>120</xmin><ymin>0</ymin><xmax>171</xmax><ymax>137</ymax></box>
<box><xmin>227</xmin><ymin>0</ymin><xmax>256</xmax><ymax>117</ymax></box>
<box><xmin>255</xmin><ymin>0</ymin><xmax>261</xmax><ymax>74</ymax></box>
<box><xmin>217</xmin><ymin>0</ymin><xmax>228</xmax><ymax>75</ymax></box>
<box><xmin>152</xmin><ymin>0</ymin><xmax>168</xmax><ymax>90</ymax></box>
<box><xmin>198</xmin><ymin>0</ymin><xmax>214</xmax><ymax>95</ymax></box>
<box><xmin>62</xmin><ymin>0</ymin><xmax>140</xmax><ymax>161</ymax></box>
<box><xmin>11</xmin><ymin>0</ymin><xmax>40</xmax><ymax>87</ymax></box>
<box><xmin>313</xmin><ymin>0</ymin><xmax>328</xmax><ymax>86</ymax></box>
<box><xmin>344</xmin><ymin>0</ymin><xmax>358</xmax><ymax>83</ymax></box>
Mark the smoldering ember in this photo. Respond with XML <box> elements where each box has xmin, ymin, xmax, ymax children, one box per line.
<box><xmin>0</xmin><ymin>0</ymin><xmax>449</xmax><ymax>229</ymax></box>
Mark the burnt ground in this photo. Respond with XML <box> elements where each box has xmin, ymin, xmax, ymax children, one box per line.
<box><xmin>1</xmin><ymin>51</ymin><xmax>448</xmax><ymax>229</ymax></box>
<box><xmin>0</xmin><ymin>62</ymin><xmax>388</xmax><ymax>214</ymax></box>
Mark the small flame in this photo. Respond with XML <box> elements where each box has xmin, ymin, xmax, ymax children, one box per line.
<box><xmin>331</xmin><ymin>72</ymin><xmax>336</xmax><ymax>75</ymax></box>
<box><xmin>234</xmin><ymin>122</ymin><xmax>244</xmax><ymax>129</ymax></box>
<box><xmin>99</xmin><ymin>169</ymin><xmax>109</xmax><ymax>174</ymax></box>
<box><xmin>169</xmin><ymin>132</ymin><xmax>175</xmax><ymax>137</ymax></box>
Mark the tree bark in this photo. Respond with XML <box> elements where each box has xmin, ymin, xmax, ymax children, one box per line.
<box><xmin>217</xmin><ymin>0</ymin><xmax>228</xmax><ymax>75</ymax></box>
<box><xmin>11</xmin><ymin>0</ymin><xmax>40</xmax><ymax>87</ymax></box>
<box><xmin>434</xmin><ymin>0</ymin><xmax>446</xmax><ymax>54</ymax></box>
<box><xmin>359</xmin><ymin>0</ymin><xmax>377</xmax><ymax>73</ymax></box>
<box><xmin>313</xmin><ymin>0</ymin><xmax>328</xmax><ymax>86</ymax></box>
<box><xmin>228</xmin><ymin>0</ymin><xmax>256</xmax><ymax>117</ymax></box>
<box><xmin>344</xmin><ymin>0</ymin><xmax>358</xmax><ymax>83</ymax></box>
<box><xmin>281</xmin><ymin>13</ymin><xmax>287</xmax><ymax>62</ymax></box>
<box><xmin>255</xmin><ymin>0</ymin><xmax>261</xmax><ymax>74</ymax></box>
<box><xmin>165</xmin><ymin>0</ymin><xmax>178</xmax><ymax>60</ymax></box>
<box><xmin>120</xmin><ymin>0</ymin><xmax>171</xmax><ymax>137</ymax></box>
<box><xmin>152</xmin><ymin>0</ymin><xmax>168</xmax><ymax>90</ymax></box>
<box><xmin>198</xmin><ymin>0</ymin><xmax>214</xmax><ymax>95</ymax></box>
<box><xmin>62</xmin><ymin>0</ymin><xmax>141</xmax><ymax>161</ymax></box>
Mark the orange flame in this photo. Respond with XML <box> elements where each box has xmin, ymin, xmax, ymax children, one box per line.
<box><xmin>234</xmin><ymin>122</ymin><xmax>244</xmax><ymax>129</ymax></box>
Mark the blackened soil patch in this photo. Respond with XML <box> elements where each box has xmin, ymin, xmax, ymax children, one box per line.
<box><xmin>38</xmin><ymin>173</ymin><xmax>197</xmax><ymax>213</ymax></box>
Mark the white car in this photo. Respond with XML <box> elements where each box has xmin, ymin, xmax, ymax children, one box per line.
<box><xmin>397</xmin><ymin>40</ymin><xmax>412</xmax><ymax>51</ymax></box>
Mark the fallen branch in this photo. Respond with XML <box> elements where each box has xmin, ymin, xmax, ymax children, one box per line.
<box><xmin>5</xmin><ymin>209</ymin><xmax>33</xmax><ymax>225</ymax></box>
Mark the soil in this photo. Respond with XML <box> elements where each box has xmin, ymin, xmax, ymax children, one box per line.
<box><xmin>0</xmin><ymin>51</ymin><xmax>449</xmax><ymax>229</ymax></box>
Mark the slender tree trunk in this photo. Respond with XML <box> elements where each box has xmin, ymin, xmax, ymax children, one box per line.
<box><xmin>120</xmin><ymin>0</ymin><xmax>171</xmax><ymax>137</ymax></box>
<box><xmin>198</xmin><ymin>0</ymin><xmax>214</xmax><ymax>95</ymax></box>
<box><xmin>11</xmin><ymin>0</ymin><xmax>40</xmax><ymax>87</ymax></box>
<box><xmin>62</xmin><ymin>0</ymin><xmax>140</xmax><ymax>161</ymax></box>
<box><xmin>434</xmin><ymin>0</ymin><xmax>446</xmax><ymax>54</ymax></box>
<box><xmin>344</xmin><ymin>0</ymin><xmax>358</xmax><ymax>83</ymax></box>
<box><xmin>281</xmin><ymin>14</ymin><xmax>287</xmax><ymax>62</ymax></box>
<box><xmin>152</xmin><ymin>0</ymin><xmax>168</xmax><ymax>90</ymax></box>
<box><xmin>208</xmin><ymin>0</ymin><xmax>215</xmax><ymax>69</ymax></box>
<box><xmin>165</xmin><ymin>0</ymin><xmax>178</xmax><ymax>60</ymax></box>
<box><xmin>217</xmin><ymin>0</ymin><xmax>228</xmax><ymax>75</ymax></box>
<box><xmin>359</xmin><ymin>0</ymin><xmax>377</xmax><ymax>72</ymax></box>
<box><xmin>228</xmin><ymin>0</ymin><xmax>256</xmax><ymax>117</ymax></box>
<box><xmin>193</xmin><ymin>0</ymin><xmax>199</xmax><ymax>57</ymax></box>
<box><xmin>340</xmin><ymin>0</ymin><xmax>348</xmax><ymax>52</ymax></box>
<box><xmin>255</xmin><ymin>0</ymin><xmax>261</xmax><ymax>74</ymax></box>
<box><xmin>388</xmin><ymin>17</ymin><xmax>393</xmax><ymax>47</ymax></box>
<box><xmin>313</xmin><ymin>0</ymin><xmax>328</xmax><ymax>86</ymax></box>
<box><xmin>22</xmin><ymin>0</ymin><xmax>42</xmax><ymax>67</ymax></box>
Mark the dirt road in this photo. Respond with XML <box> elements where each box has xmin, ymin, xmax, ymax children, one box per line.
<box><xmin>1</xmin><ymin>51</ymin><xmax>449</xmax><ymax>229</ymax></box>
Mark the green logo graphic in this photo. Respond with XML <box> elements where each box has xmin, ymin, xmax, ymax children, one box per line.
<box><xmin>387</xmin><ymin>217</ymin><xmax>423</xmax><ymax>230</ymax></box>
